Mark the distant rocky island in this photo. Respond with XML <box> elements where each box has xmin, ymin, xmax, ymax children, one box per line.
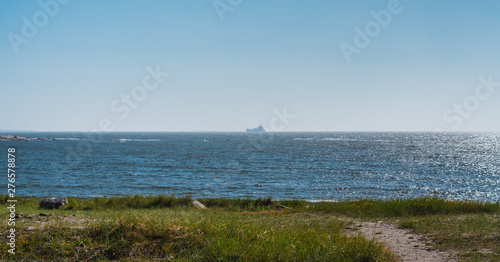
<box><xmin>0</xmin><ymin>135</ymin><xmax>54</xmax><ymax>141</ymax></box>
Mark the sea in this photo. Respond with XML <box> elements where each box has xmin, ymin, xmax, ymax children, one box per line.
<box><xmin>1</xmin><ymin>132</ymin><xmax>499</xmax><ymax>202</ymax></box>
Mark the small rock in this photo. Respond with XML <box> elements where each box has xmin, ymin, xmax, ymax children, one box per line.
<box><xmin>276</xmin><ymin>205</ymin><xmax>292</xmax><ymax>210</ymax></box>
<box><xmin>25</xmin><ymin>226</ymin><xmax>37</xmax><ymax>231</ymax></box>
<box><xmin>192</xmin><ymin>199</ymin><xmax>207</xmax><ymax>209</ymax></box>
<box><xmin>15</xmin><ymin>213</ymin><xmax>33</xmax><ymax>219</ymax></box>
<box><xmin>40</xmin><ymin>197</ymin><xmax>68</xmax><ymax>209</ymax></box>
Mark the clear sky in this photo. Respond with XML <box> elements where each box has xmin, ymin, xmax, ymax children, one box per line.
<box><xmin>1</xmin><ymin>0</ymin><xmax>500</xmax><ymax>132</ymax></box>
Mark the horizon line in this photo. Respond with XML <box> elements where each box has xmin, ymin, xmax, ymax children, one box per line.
<box><xmin>1</xmin><ymin>130</ymin><xmax>500</xmax><ymax>133</ymax></box>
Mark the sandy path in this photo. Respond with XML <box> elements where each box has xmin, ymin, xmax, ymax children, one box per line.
<box><xmin>355</xmin><ymin>222</ymin><xmax>455</xmax><ymax>262</ymax></box>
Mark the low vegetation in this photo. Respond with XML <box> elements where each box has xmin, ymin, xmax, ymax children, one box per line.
<box><xmin>398</xmin><ymin>213</ymin><xmax>499</xmax><ymax>262</ymax></box>
<box><xmin>1</xmin><ymin>195</ymin><xmax>498</xmax><ymax>261</ymax></box>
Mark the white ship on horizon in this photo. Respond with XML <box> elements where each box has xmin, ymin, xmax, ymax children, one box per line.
<box><xmin>246</xmin><ymin>125</ymin><xmax>265</xmax><ymax>133</ymax></box>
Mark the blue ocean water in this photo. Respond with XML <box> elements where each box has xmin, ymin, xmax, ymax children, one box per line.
<box><xmin>1</xmin><ymin>132</ymin><xmax>499</xmax><ymax>201</ymax></box>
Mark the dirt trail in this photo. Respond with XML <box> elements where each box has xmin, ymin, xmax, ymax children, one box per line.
<box><xmin>356</xmin><ymin>222</ymin><xmax>455</xmax><ymax>262</ymax></box>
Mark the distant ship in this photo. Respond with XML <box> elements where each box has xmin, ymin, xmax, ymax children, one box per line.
<box><xmin>246</xmin><ymin>125</ymin><xmax>265</xmax><ymax>133</ymax></box>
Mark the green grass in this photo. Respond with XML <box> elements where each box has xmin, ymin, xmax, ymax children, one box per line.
<box><xmin>196</xmin><ymin>196</ymin><xmax>274</xmax><ymax>211</ymax></box>
<box><xmin>64</xmin><ymin>194</ymin><xmax>194</xmax><ymax>210</ymax></box>
<box><xmin>10</xmin><ymin>195</ymin><xmax>497</xmax><ymax>216</ymax></box>
<box><xmin>397</xmin><ymin>213</ymin><xmax>500</xmax><ymax>262</ymax></box>
<box><xmin>198</xmin><ymin>197</ymin><xmax>499</xmax><ymax>218</ymax></box>
<box><xmin>1</xmin><ymin>203</ymin><xmax>395</xmax><ymax>261</ymax></box>
<box><xmin>1</xmin><ymin>195</ymin><xmax>498</xmax><ymax>261</ymax></box>
<box><xmin>278</xmin><ymin>197</ymin><xmax>499</xmax><ymax>218</ymax></box>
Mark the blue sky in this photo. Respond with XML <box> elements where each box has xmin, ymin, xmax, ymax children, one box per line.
<box><xmin>1</xmin><ymin>0</ymin><xmax>500</xmax><ymax>131</ymax></box>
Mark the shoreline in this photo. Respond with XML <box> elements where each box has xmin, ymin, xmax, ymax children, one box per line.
<box><xmin>10</xmin><ymin>194</ymin><xmax>500</xmax><ymax>204</ymax></box>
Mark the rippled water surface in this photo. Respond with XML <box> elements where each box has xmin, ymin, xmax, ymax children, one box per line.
<box><xmin>2</xmin><ymin>132</ymin><xmax>499</xmax><ymax>201</ymax></box>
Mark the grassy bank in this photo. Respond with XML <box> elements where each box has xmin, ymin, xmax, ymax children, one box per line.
<box><xmin>1</xmin><ymin>196</ymin><xmax>498</xmax><ymax>261</ymax></box>
<box><xmin>397</xmin><ymin>213</ymin><xmax>499</xmax><ymax>261</ymax></box>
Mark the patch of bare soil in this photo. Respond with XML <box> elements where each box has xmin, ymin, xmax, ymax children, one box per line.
<box><xmin>6</xmin><ymin>213</ymin><xmax>97</xmax><ymax>232</ymax></box>
<box><xmin>353</xmin><ymin>222</ymin><xmax>456</xmax><ymax>262</ymax></box>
